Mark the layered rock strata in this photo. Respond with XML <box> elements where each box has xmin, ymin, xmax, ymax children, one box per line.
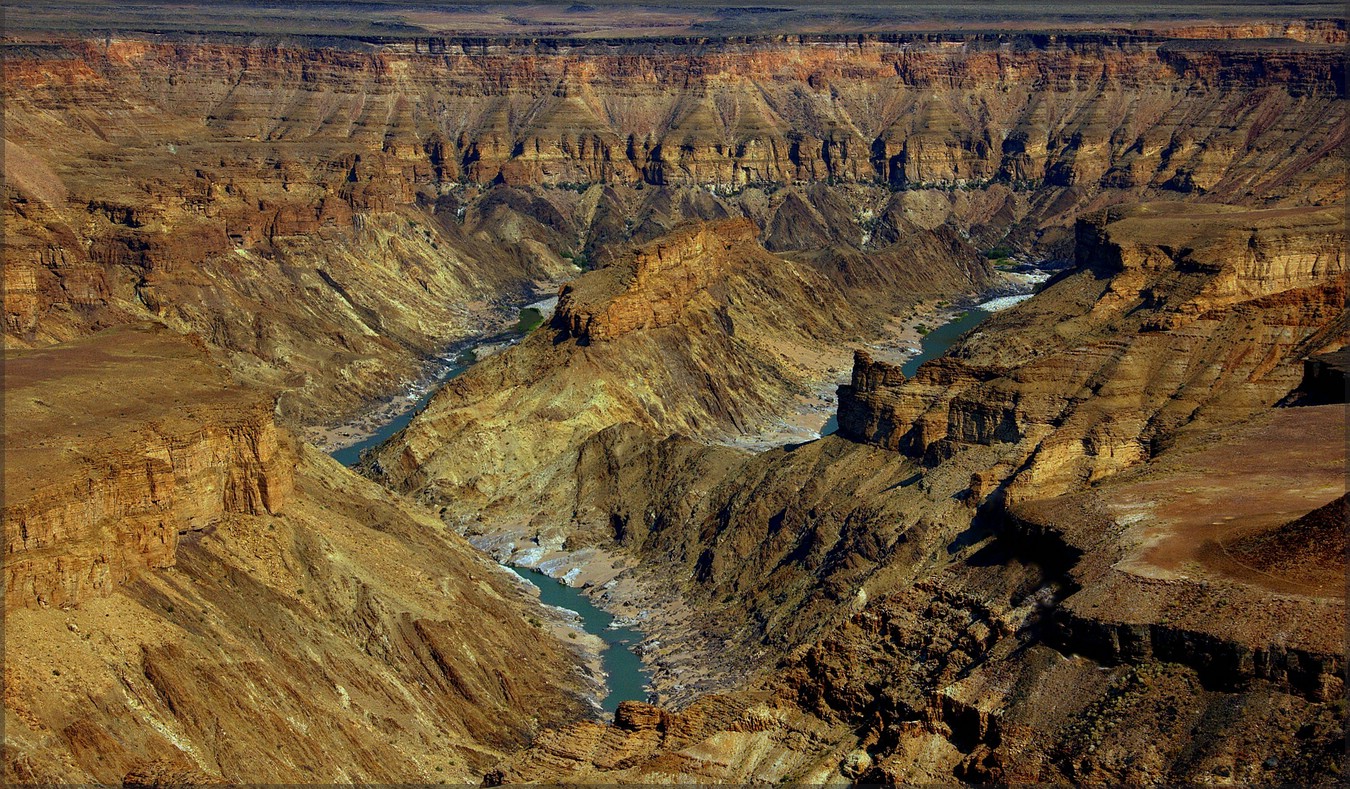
<box><xmin>482</xmin><ymin>202</ymin><xmax>1345</xmax><ymax>784</ymax></box>
<box><xmin>5</xmin><ymin>32</ymin><xmax>1346</xmax><ymax>428</ymax></box>
<box><xmin>369</xmin><ymin>217</ymin><xmax>987</xmax><ymax>522</ymax></box>
<box><xmin>3</xmin><ymin>326</ymin><xmax>593</xmax><ymax>784</ymax></box>
<box><xmin>838</xmin><ymin>203</ymin><xmax>1346</xmax><ymax>502</ymax></box>
<box><xmin>4</xmin><ymin>325</ymin><xmax>293</xmax><ymax>610</ymax></box>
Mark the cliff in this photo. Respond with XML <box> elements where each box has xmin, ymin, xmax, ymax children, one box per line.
<box><xmin>4</xmin><ymin>22</ymin><xmax>1347</xmax><ymax>787</ymax></box>
<box><xmin>481</xmin><ymin>386</ymin><xmax>1346</xmax><ymax>786</ymax></box>
<box><xmin>554</xmin><ymin>219</ymin><xmax>758</xmax><ymax>343</ymax></box>
<box><xmin>3</xmin><ymin>326</ymin><xmax>594</xmax><ymax>783</ymax></box>
<box><xmin>1001</xmin><ymin>400</ymin><xmax>1346</xmax><ymax>705</ymax></box>
<box><xmin>8</xmin><ymin>34</ymin><xmax>1333</xmax><ymax>192</ymax></box>
<box><xmin>480</xmin><ymin>201</ymin><xmax>1346</xmax><ymax>784</ymax></box>
<box><xmin>837</xmin><ymin>203</ymin><xmax>1347</xmax><ymax>501</ymax></box>
<box><xmin>1281</xmin><ymin>347</ymin><xmax>1350</xmax><ymax>405</ymax></box>
<box><xmin>4</xmin><ymin>33</ymin><xmax>1345</xmax><ymax>430</ymax></box>
<box><xmin>368</xmin><ymin>216</ymin><xmax>952</xmax><ymax>520</ymax></box>
<box><xmin>4</xmin><ymin>325</ymin><xmax>293</xmax><ymax>610</ymax></box>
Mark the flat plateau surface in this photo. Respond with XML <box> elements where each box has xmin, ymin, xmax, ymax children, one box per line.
<box><xmin>1106</xmin><ymin>404</ymin><xmax>1346</xmax><ymax>599</ymax></box>
<box><xmin>2</xmin><ymin>325</ymin><xmax>259</xmax><ymax>494</ymax></box>
<box><xmin>5</xmin><ymin>1</ymin><xmax>1344</xmax><ymax>40</ymax></box>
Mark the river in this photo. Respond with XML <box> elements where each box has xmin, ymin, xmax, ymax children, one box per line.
<box><xmin>509</xmin><ymin>567</ymin><xmax>653</xmax><ymax>715</ymax></box>
<box><xmin>820</xmin><ymin>304</ymin><xmax>995</xmax><ymax>436</ymax></box>
<box><xmin>326</xmin><ymin>292</ymin><xmax>1025</xmax><ymax>715</ymax></box>
<box><xmin>329</xmin><ymin>354</ymin><xmax>472</xmax><ymax>467</ymax></box>
<box><xmin>326</xmin><ymin>302</ymin><xmax>654</xmax><ymax>717</ymax></box>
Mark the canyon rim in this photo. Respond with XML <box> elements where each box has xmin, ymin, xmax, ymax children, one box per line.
<box><xmin>3</xmin><ymin>1</ymin><xmax>1347</xmax><ymax>785</ymax></box>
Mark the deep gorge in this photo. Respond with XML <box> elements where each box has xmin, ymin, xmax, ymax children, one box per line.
<box><xmin>4</xmin><ymin>13</ymin><xmax>1346</xmax><ymax>785</ymax></box>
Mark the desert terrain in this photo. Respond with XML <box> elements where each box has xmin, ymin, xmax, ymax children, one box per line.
<box><xmin>3</xmin><ymin>2</ymin><xmax>1345</xmax><ymax>785</ymax></box>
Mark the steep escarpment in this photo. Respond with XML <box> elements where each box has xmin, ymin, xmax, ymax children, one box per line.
<box><xmin>4</xmin><ymin>33</ymin><xmax>1346</xmax><ymax>432</ymax></box>
<box><xmin>5</xmin><ymin>23</ymin><xmax>1347</xmax><ymax>788</ymax></box>
<box><xmin>1003</xmin><ymin>401</ymin><xmax>1346</xmax><ymax>703</ymax></box>
<box><xmin>839</xmin><ymin>203</ymin><xmax>1346</xmax><ymax>502</ymax></box>
<box><xmin>498</xmin><ymin>545</ymin><xmax>1343</xmax><ymax>784</ymax></box>
<box><xmin>488</xmin><ymin>208</ymin><xmax>1346</xmax><ymax>783</ymax></box>
<box><xmin>553</xmin><ymin>220</ymin><xmax>754</xmax><ymax>343</ymax></box>
<box><xmin>3</xmin><ymin>327</ymin><xmax>593</xmax><ymax>784</ymax></box>
<box><xmin>3</xmin><ymin>118</ymin><xmax>581</xmax><ymax>426</ymax></box>
<box><xmin>4</xmin><ymin>326</ymin><xmax>292</xmax><ymax>610</ymax></box>
<box><xmin>14</xmin><ymin>34</ymin><xmax>1336</xmax><ymax>194</ymax></box>
<box><xmin>370</xmin><ymin>217</ymin><xmax>978</xmax><ymax>524</ymax></box>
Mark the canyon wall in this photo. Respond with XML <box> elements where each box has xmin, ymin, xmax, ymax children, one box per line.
<box><xmin>4</xmin><ymin>329</ymin><xmax>292</xmax><ymax>610</ymax></box>
<box><xmin>480</xmin><ymin>202</ymin><xmax>1345</xmax><ymax>784</ymax></box>
<box><xmin>5</xmin><ymin>33</ymin><xmax>1346</xmax><ymax>429</ymax></box>
<box><xmin>4</xmin><ymin>25</ymin><xmax>1346</xmax><ymax>787</ymax></box>
<box><xmin>368</xmin><ymin>217</ymin><xmax>962</xmax><ymax>524</ymax></box>
<box><xmin>838</xmin><ymin>203</ymin><xmax>1346</xmax><ymax>501</ymax></box>
<box><xmin>13</xmin><ymin>34</ymin><xmax>1341</xmax><ymax>191</ymax></box>
<box><xmin>3</xmin><ymin>326</ymin><xmax>595</xmax><ymax>783</ymax></box>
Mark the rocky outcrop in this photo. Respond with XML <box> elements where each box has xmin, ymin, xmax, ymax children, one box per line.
<box><xmin>4</xmin><ymin>325</ymin><xmax>294</xmax><ymax>610</ymax></box>
<box><xmin>998</xmin><ymin>395</ymin><xmax>1347</xmax><ymax>705</ymax></box>
<box><xmin>5</xmin><ymin>19</ymin><xmax>1347</xmax><ymax>788</ymax></box>
<box><xmin>835</xmin><ymin>204</ymin><xmax>1347</xmax><ymax>501</ymax></box>
<box><xmin>1004</xmin><ymin>502</ymin><xmax>1345</xmax><ymax>704</ymax></box>
<box><xmin>368</xmin><ymin>215</ymin><xmax>982</xmax><ymax>519</ymax></box>
<box><xmin>554</xmin><ymin>219</ymin><xmax>757</xmax><ymax>343</ymax></box>
<box><xmin>486</xmin><ymin>694</ymin><xmax>846</xmax><ymax>784</ymax></box>
<box><xmin>3</xmin><ymin>325</ymin><xmax>594</xmax><ymax>784</ymax></box>
<box><xmin>835</xmin><ymin>350</ymin><xmax>906</xmax><ymax>447</ymax></box>
<box><xmin>5</xmin><ymin>31</ymin><xmax>1345</xmax><ymax>428</ymax></box>
<box><xmin>481</xmin><ymin>197</ymin><xmax>1346</xmax><ymax>784</ymax></box>
<box><xmin>1281</xmin><ymin>348</ymin><xmax>1350</xmax><ymax>405</ymax></box>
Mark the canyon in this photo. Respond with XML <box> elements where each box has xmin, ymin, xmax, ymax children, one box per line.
<box><xmin>3</xmin><ymin>326</ymin><xmax>596</xmax><ymax>784</ymax></box>
<box><xmin>3</xmin><ymin>4</ymin><xmax>1346</xmax><ymax>786</ymax></box>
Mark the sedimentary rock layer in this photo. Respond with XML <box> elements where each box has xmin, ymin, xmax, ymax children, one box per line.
<box><xmin>3</xmin><ymin>327</ymin><xmax>593</xmax><ymax>784</ymax></box>
<box><xmin>4</xmin><ymin>32</ymin><xmax>1346</xmax><ymax>427</ymax></box>
<box><xmin>483</xmin><ymin>201</ymin><xmax>1346</xmax><ymax>785</ymax></box>
<box><xmin>838</xmin><ymin>203</ymin><xmax>1347</xmax><ymax>501</ymax></box>
<box><xmin>369</xmin><ymin>217</ymin><xmax>961</xmax><ymax>520</ymax></box>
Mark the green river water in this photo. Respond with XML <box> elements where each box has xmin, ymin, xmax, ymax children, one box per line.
<box><xmin>329</xmin><ymin>302</ymin><xmax>998</xmax><ymax>715</ymax></box>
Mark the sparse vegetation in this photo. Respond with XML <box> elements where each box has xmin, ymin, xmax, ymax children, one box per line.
<box><xmin>561</xmin><ymin>250</ymin><xmax>593</xmax><ymax>270</ymax></box>
<box><xmin>514</xmin><ymin>307</ymin><xmax>545</xmax><ymax>334</ymax></box>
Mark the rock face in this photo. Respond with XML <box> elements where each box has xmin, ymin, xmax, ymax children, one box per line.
<box><xmin>1003</xmin><ymin>402</ymin><xmax>1347</xmax><ymax>704</ymax></box>
<box><xmin>480</xmin><ymin>205</ymin><xmax>1345</xmax><ymax>784</ymax></box>
<box><xmin>1281</xmin><ymin>347</ymin><xmax>1350</xmax><ymax>405</ymax></box>
<box><xmin>4</xmin><ymin>19</ymin><xmax>1348</xmax><ymax>789</ymax></box>
<box><xmin>838</xmin><ymin>203</ymin><xmax>1346</xmax><ymax>501</ymax></box>
<box><xmin>3</xmin><ymin>327</ymin><xmax>593</xmax><ymax>784</ymax></box>
<box><xmin>9</xmin><ymin>34</ymin><xmax>1336</xmax><ymax>193</ymax></box>
<box><xmin>554</xmin><ymin>220</ymin><xmax>756</xmax><ymax>343</ymax></box>
<box><xmin>5</xmin><ymin>32</ymin><xmax>1346</xmax><ymax>429</ymax></box>
<box><xmin>4</xmin><ymin>325</ymin><xmax>294</xmax><ymax>610</ymax></box>
<box><xmin>368</xmin><ymin>215</ymin><xmax>988</xmax><ymax>525</ymax></box>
